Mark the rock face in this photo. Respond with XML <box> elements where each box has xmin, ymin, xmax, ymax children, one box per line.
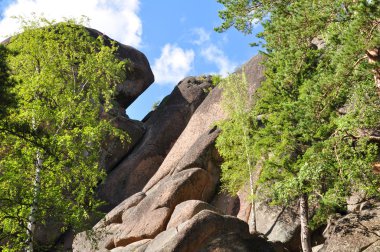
<box><xmin>143</xmin><ymin>210</ymin><xmax>276</xmax><ymax>252</ymax></box>
<box><xmin>73</xmin><ymin>54</ymin><xmax>282</xmax><ymax>251</ymax></box>
<box><xmin>320</xmin><ymin>208</ymin><xmax>380</xmax><ymax>252</ymax></box>
<box><xmin>86</xmin><ymin>28</ymin><xmax>154</xmax><ymax>109</ymax></box>
<box><xmin>255</xmin><ymin>201</ymin><xmax>301</xmax><ymax>251</ymax></box>
<box><xmin>101</xmin><ymin>116</ymin><xmax>145</xmax><ymax>172</ymax></box>
<box><xmin>98</xmin><ymin>76</ymin><xmax>214</xmax><ymax>207</ymax></box>
<box><xmin>74</xmin><ymin>209</ymin><xmax>278</xmax><ymax>252</ymax></box>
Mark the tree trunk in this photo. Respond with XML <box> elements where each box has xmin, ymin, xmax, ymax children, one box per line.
<box><xmin>248</xmin><ymin>169</ymin><xmax>256</xmax><ymax>233</ymax></box>
<box><xmin>299</xmin><ymin>193</ymin><xmax>312</xmax><ymax>252</ymax></box>
<box><xmin>243</xmin><ymin>127</ymin><xmax>257</xmax><ymax>233</ymax></box>
<box><xmin>26</xmin><ymin>149</ymin><xmax>42</xmax><ymax>252</ymax></box>
<box><xmin>366</xmin><ymin>48</ymin><xmax>380</xmax><ymax>95</ymax></box>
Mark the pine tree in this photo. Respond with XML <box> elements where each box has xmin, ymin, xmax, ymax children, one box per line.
<box><xmin>0</xmin><ymin>18</ymin><xmax>128</xmax><ymax>251</ymax></box>
<box><xmin>216</xmin><ymin>1</ymin><xmax>380</xmax><ymax>251</ymax></box>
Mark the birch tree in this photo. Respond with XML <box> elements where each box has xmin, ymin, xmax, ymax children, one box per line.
<box><xmin>216</xmin><ymin>72</ymin><xmax>261</xmax><ymax>233</ymax></box>
<box><xmin>0</xmin><ymin>18</ymin><xmax>128</xmax><ymax>251</ymax></box>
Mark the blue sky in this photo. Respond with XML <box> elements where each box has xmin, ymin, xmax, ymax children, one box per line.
<box><xmin>0</xmin><ymin>0</ymin><xmax>261</xmax><ymax>119</ymax></box>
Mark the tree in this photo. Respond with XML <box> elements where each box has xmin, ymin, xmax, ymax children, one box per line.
<box><xmin>0</xmin><ymin>18</ymin><xmax>128</xmax><ymax>251</ymax></box>
<box><xmin>216</xmin><ymin>1</ymin><xmax>380</xmax><ymax>251</ymax></box>
<box><xmin>216</xmin><ymin>72</ymin><xmax>261</xmax><ymax>233</ymax></box>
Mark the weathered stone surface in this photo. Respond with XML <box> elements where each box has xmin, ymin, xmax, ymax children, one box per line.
<box><xmin>95</xmin><ymin>192</ymin><xmax>146</xmax><ymax>229</ymax></box>
<box><xmin>236</xmin><ymin>185</ymin><xmax>252</xmax><ymax>222</ymax></box>
<box><xmin>312</xmin><ymin>244</ymin><xmax>324</xmax><ymax>252</ymax></box>
<box><xmin>85</xmin><ymin>28</ymin><xmax>154</xmax><ymax>109</ymax></box>
<box><xmin>72</xmin><ymin>193</ymin><xmax>146</xmax><ymax>251</ymax></box>
<box><xmin>255</xmin><ymin>201</ymin><xmax>300</xmax><ymax>246</ymax></box>
<box><xmin>199</xmin><ymin>233</ymin><xmax>277</xmax><ymax>252</ymax></box>
<box><xmin>210</xmin><ymin>192</ymin><xmax>240</xmax><ymax>216</ymax></box>
<box><xmin>99</xmin><ymin>76</ymin><xmax>213</xmax><ymax>207</ymax></box>
<box><xmin>320</xmin><ymin>208</ymin><xmax>380</xmax><ymax>252</ymax></box>
<box><xmin>238</xmin><ymin>54</ymin><xmax>266</xmax><ymax>93</ymax></box>
<box><xmin>74</xmin><ymin>167</ymin><xmax>218</xmax><ymax>250</ymax></box>
<box><xmin>167</xmin><ymin>200</ymin><xmax>220</xmax><ymax>229</ymax></box>
<box><xmin>206</xmin><ymin>54</ymin><xmax>266</xmax><ymax>218</ymax></box>
<box><xmin>113</xmin><ymin>168</ymin><xmax>215</xmax><ymax>247</ymax></box>
<box><xmin>226</xmin><ymin>185</ymin><xmax>301</xmax><ymax>251</ymax></box>
<box><xmin>101</xmin><ymin>115</ymin><xmax>145</xmax><ymax>172</ymax></box>
<box><xmin>143</xmin><ymin>84</ymin><xmax>225</xmax><ymax>193</ymax></box>
<box><xmin>110</xmin><ymin>239</ymin><xmax>151</xmax><ymax>252</ymax></box>
<box><xmin>145</xmin><ymin>210</ymin><xmax>276</xmax><ymax>252</ymax></box>
<box><xmin>73</xmin><ymin>223</ymin><xmax>121</xmax><ymax>252</ymax></box>
<box><xmin>3</xmin><ymin>27</ymin><xmax>155</xmax><ymax>110</ymax></box>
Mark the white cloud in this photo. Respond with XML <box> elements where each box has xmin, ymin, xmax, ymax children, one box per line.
<box><xmin>201</xmin><ymin>44</ymin><xmax>236</xmax><ymax>77</ymax></box>
<box><xmin>152</xmin><ymin>44</ymin><xmax>194</xmax><ymax>86</ymax></box>
<box><xmin>0</xmin><ymin>0</ymin><xmax>142</xmax><ymax>47</ymax></box>
<box><xmin>192</xmin><ymin>27</ymin><xmax>210</xmax><ymax>45</ymax></box>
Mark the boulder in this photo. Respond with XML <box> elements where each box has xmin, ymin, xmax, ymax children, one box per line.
<box><xmin>143</xmin><ymin>86</ymin><xmax>225</xmax><ymax>192</ymax></box>
<box><xmin>73</xmin><ymin>223</ymin><xmax>121</xmax><ymax>251</ymax></box>
<box><xmin>166</xmin><ymin>200</ymin><xmax>220</xmax><ymax>229</ymax></box>
<box><xmin>214</xmin><ymin>184</ymin><xmax>301</xmax><ymax>251</ymax></box>
<box><xmin>101</xmin><ymin>115</ymin><xmax>145</xmax><ymax>172</ymax></box>
<box><xmin>236</xmin><ymin>185</ymin><xmax>252</xmax><ymax>222</ymax></box>
<box><xmin>2</xmin><ymin>27</ymin><xmax>155</xmax><ymax>110</ymax></box>
<box><xmin>255</xmin><ymin>201</ymin><xmax>300</xmax><ymax>251</ymax></box>
<box><xmin>86</xmin><ymin>28</ymin><xmax>154</xmax><ymax>109</ymax></box>
<box><xmin>73</xmin><ymin>167</ymin><xmax>218</xmax><ymax>250</ymax></box>
<box><xmin>320</xmin><ymin>208</ymin><xmax>380</xmax><ymax>252</ymax></box>
<box><xmin>95</xmin><ymin>192</ymin><xmax>146</xmax><ymax>229</ymax></box>
<box><xmin>99</xmin><ymin>76</ymin><xmax>213</xmax><ymax>207</ymax></box>
<box><xmin>236</xmin><ymin>54</ymin><xmax>266</xmax><ymax>97</ymax></box>
<box><xmin>113</xmin><ymin>168</ymin><xmax>216</xmax><ymax>247</ymax></box>
<box><xmin>110</xmin><ymin>239</ymin><xmax>151</xmax><ymax>252</ymax></box>
<box><xmin>144</xmin><ymin>210</ymin><xmax>276</xmax><ymax>252</ymax></box>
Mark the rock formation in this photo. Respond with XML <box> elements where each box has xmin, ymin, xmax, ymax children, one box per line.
<box><xmin>319</xmin><ymin>206</ymin><xmax>380</xmax><ymax>252</ymax></box>
<box><xmin>71</xmin><ymin>53</ymin><xmax>301</xmax><ymax>251</ymax></box>
<box><xmin>8</xmin><ymin>28</ymin><xmax>375</xmax><ymax>251</ymax></box>
<box><xmin>98</xmin><ymin>76</ymin><xmax>214</xmax><ymax>208</ymax></box>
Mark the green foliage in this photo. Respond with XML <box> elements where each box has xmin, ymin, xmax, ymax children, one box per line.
<box><xmin>0</xmin><ymin>18</ymin><xmax>128</xmax><ymax>250</ymax></box>
<box><xmin>211</xmin><ymin>74</ymin><xmax>222</xmax><ymax>86</ymax></box>
<box><xmin>152</xmin><ymin>100</ymin><xmax>161</xmax><ymax>111</ymax></box>
<box><xmin>216</xmin><ymin>72</ymin><xmax>258</xmax><ymax>194</ymax></box>
<box><xmin>216</xmin><ymin>0</ymin><xmax>380</xmax><ymax>228</ymax></box>
<box><xmin>0</xmin><ymin>45</ymin><xmax>16</xmax><ymax>118</ymax></box>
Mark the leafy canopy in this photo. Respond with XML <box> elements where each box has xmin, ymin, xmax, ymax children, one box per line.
<box><xmin>216</xmin><ymin>0</ymin><xmax>380</xmax><ymax>227</ymax></box>
<box><xmin>0</xmin><ymin>17</ymin><xmax>128</xmax><ymax>250</ymax></box>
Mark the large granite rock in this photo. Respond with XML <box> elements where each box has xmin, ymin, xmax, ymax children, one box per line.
<box><xmin>320</xmin><ymin>208</ymin><xmax>380</xmax><ymax>252</ymax></box>
<box><xmin>143</xmin><ymin>85</ymin><xmax>225</xmax><ymax>192</ymax></box>
<box><xmin>73</xmin><ymin>167</ymin><xmax>218</xmax><ymax>250</ymax></box>
<box><xmin>143</xmin><ymin>210</ymin><xmax>276</xmax><ymax>252</ymax></box>
<box><xmin>101</xmin><ymin>115</ymin><xmax>145</xmax><ymax>172</ymax></box>
<box><xmin>109</xmin><ymin>210</ymin><xmax>278</xmax><ymax>252</ymax></box>
<box><xmin>254</xmin><ymin>201</ymin><xmax>300</xmax><ymax>251</ymax></box>
<box><xmin>99</xmin><ymin>76</ymin><xmax>213</xmax><ymax>207</ymax></box>
<box><xmin>1</xmin><ymin>26</ymin><xmax>155</xmax><ymax>110</ymax></box>
<box><xmin>166</xmin><ymin>200</ymin><xmax>220</xmax><ymax>229</ymax></box>
<box><xmin>86</xmin><ymin>28</ymin><xmax>154</xmax><ymax>109</ymax></box>
<box><xmin>236</xmin><ymin>54</ymin><xmax>266</xmax><ymax>96</ymax></box>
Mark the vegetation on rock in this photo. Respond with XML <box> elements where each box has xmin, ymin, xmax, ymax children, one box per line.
<box><xmin>0</xmin><ymin>18</ymin><xmax>128</xmax><ymax>251</ymax></box>
<box><xmin>216</xmin><ymin>1</ymin><xmax>380</xmax><ymax>251</ymax></box>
